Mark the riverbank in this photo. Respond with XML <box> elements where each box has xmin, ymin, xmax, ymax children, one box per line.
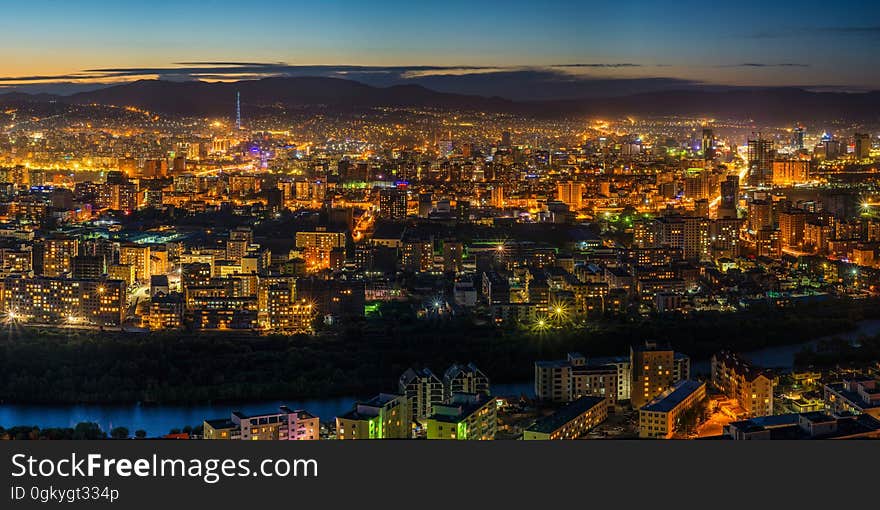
<box><xmin>6</xmin><ymin>318</ymin><xmax>879</xmax><ymax>437</ymax></box>
<box><xmin>0</xmin><ymin>382</ymin><xmax>534</xmax><ymax>437</ymax></box>
<box><xmin>1</xmin><ymin>297</ymin><xmax>877</xmax><ymax>405</ymax></box>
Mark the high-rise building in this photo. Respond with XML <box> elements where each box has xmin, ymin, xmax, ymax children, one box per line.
<box><xmin>119</xmin><ymin>244</ymin><xmax>151</xmax><ymax>283</ymax></box>
<box><xmin>378</xmin><ymin>188</ymin><xmax>407</xmax><ymax>220</ymax></box>
<box><xmin>778</xmin><ymin>209</ymin><xmax>806</xmax><ymax>249</ymax></box>
<box><xmin>747</xmin><ymin>199</ymin><xmax>773</xmax><ymax>232</ymax></box>
<box><xmin>718</xmin><ymin>176</ymin><xmax>739</xmax><ymax>219</ymax></box>
<box><xmin>772</xmin><ymin>159</ymin><xmax>811</xmax><ymax>186</ymax></box>
<box><xmin>71</xmin><ymin>255</ymin><xmax>105</xmax><ymax>280</ymax></box>
<box><xmin>684</xmin><ymin>170</ymin><xmax>710</xmax><ymax>200</ymax></box>
<box><xmin>711</xmin><ymin>217</ymin><xmax>743</xmax><ymax>259</ymax></box>
<box><xmin>630</xmin><ymin>341</ymin><xmax>677</xmax><ymax>409</ymax></box>
<box><xmin>747</xmin><ymin>135</ymin><xmax>774</xmax><ymax>187</ymax></box>
<box><xmin>36</xmin><ymin>236</ymin><xmax>78</xmax><ymax>277</ymax></box>
<box><xmin>701</xmin><ymin>128</ymin><xmax>715</xmax><ymax>159</ymax></box>
<box><xmin>792</xmin><ymin>126</ymin><xmax>805</xmax><ymax>150</ymax></box>
<box><xmin>443</xmin><ymin>363</ymin><xmax>490</xmax><ymax>396</ymax></box>
<box><xmin>855</xmin><ymin>133</ymin><xmax>872</xmax><ymax>160</ymax></box>
<box><xmin>399</xmin><ymin>368</ymin><xmax>445</xmax><ymax>422</ymax></box>
<box><xmin>557</xmin><ymin>181</ymin><xmax>584</xmax><ymax>211</ymax></box>
<box><xmin>820</xmin><ymin>132</ymin><xmax>843</xmax><ymax>159</ymax></box>
<box><xmin>756</xmin><ymin>227</ymin><xmax>781</xmax><ymax>258</ymax></box>
<box><xmin>490</xmin><ymin>186</ymin><xmax>504</xmax><ymax>209</ymax></box>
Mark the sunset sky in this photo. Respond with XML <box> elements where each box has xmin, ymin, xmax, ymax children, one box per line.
<box><xmin>2</xmin><ymin>0</ymin><xmax>879</xmax><ymax>95</ymax></box>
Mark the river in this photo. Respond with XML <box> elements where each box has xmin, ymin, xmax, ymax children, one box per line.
<box><xmin>4</xmin><ymin>320</ymin><xmax>880</xmax><ymax>436</ymax></box>
<box><xmin>0</xmin><ymin>383</ymin><xmax>534</xmax><ymax>437</ymax></box>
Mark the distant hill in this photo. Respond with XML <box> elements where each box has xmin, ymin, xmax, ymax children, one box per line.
<box><xmin>557</xmin><ymin>87</ymin><xmax>880</xmax><ymax>122</ymax></box>
<box><xmin>2</xmin><ymin>77</ymin><xmax>879</xmax><ymax>122</ymax></box>
<box><xmin>62</xmin><ymin>77</ymin><xmax>517</xmax><ymax>116</ymax></box>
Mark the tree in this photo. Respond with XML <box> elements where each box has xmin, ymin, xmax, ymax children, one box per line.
<box><xmin>134</xmin><ymin>429</ymin><xmax>147</xmax><ymax>439</ymax></box>
<box><xmin>73</xmin><ymin>422</ymin><xmax>106</xmax><ymax>440</ymax></box>
<box><xmin>110</xmin><ymin>427</ymin><xmax>130</xmax><ymax>439</ymax></box>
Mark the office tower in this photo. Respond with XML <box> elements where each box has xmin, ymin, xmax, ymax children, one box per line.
<box><xmin>501</xmin><ymin>131</ymin><xmax>511</xmax><ymax>147</ymax></box>
<box><xmin>855</xmin><ymin>133</ymin><xmax>872</xmax><ymax>160</ymax></box>
<box><xmin>792</xmin><ymin>126</ymin><xmax>805</xmax><ymax>150</ymax></box>
<box><xmin>379</xmin><ymin>188</ymin><xmax>407</xmax><ymax>220</ymax></box>
<box><xmin>701</xmin><ymin>128</ymin><xmax>715</xmax><ymax>159</ymax></box>
<box><xmin>747</xmin><ymin>135</ymin><xmax>774</xmax><ymax>187</ymax></box>
<box><xmin>490</xmin><ymin>186</ymin><xmax>504</xmax><ymax>208</ymax></box>
<box><xmin>399</xmin><ymin>368</ymin><xmax>445</xmax><ymax>421</ymax></box>
<box><xmin>630</xmin><ymin>341</ymin><xmax>677</xmax><ymax>409</ymax></box>
<box><xmin>235</xmin><ymin>91</ymin><xmax>241</xmax><ymax>130</ymax></box>
<box><xmin>718</xmin><ymin>175</ymin><xmax>739</xmax><ymax>219</ymax></box>
<box><xmin>557</xmin><ymin>181</ymin><xmax>585</xmax><ymax>210</ymax></box>
<box><xmin>418</xmin><ymin>193</ymin><xmax>433</xmax><ymax>218</ymax></box>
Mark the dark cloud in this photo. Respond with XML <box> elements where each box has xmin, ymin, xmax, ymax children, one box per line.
<box><xmin>731</xmin><ymin>63</ymin><xmax>811</xmax><ymax>68</ymax></box>
<box><xmin>550</xmin><ymin>63</ymin><xmax>642</xmax><ymax>68</ymax></box>
<box><xmin>0</xmin><ymin>62</ymin><xmax>823</xmax><ymax>100</ymax></box>
<box><xmin>751</xmin><ymin>26</ymin><xmax>880</xmax><ymax>39</ymax></box>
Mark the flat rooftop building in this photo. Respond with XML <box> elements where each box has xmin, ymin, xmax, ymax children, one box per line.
<box><xmin>523</xmin><ymin>396</ymin><xmax>608</xmax><ymax>440</ymax></box>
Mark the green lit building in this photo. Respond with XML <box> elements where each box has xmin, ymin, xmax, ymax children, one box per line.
<box><xmin>426</xmin><ymin>392</ymin><xmax>497</xmax><ymax>440</ymax></box>
<box><xmin>336</xmin><ymin>393</ymin><xmax>412</xmax><ymax>439</ymax></box>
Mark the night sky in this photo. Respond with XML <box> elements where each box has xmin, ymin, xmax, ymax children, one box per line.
<box><xmin>1</xmin><ymin>0</ymin><xmax>879</xmax><ymax>96</ymax></box>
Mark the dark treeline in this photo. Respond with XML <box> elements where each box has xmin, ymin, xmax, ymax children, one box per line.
<box><xmin>0</xmin><ymin>423</ymin><xmax>202</xmax><ymax>440</ymax></box>
<box><xmin>0</xmin><ymin>422</ymin><xmax>108</xmax><ymax>440</ymax></box>
<box><xmin>1</xmin><ymin>298</ymin><xmax>877</xmax><ymax>405</ymax></box>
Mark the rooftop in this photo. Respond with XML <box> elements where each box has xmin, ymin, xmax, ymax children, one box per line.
<box><xmin>641</xmin><ymin>380</ymin><xmax>705</xmax><ymax>413</ymax></box>
<box><xmin>525</xmin><ymin>396</ymin><xmax>606</xmax><ymax>435</ymax></box>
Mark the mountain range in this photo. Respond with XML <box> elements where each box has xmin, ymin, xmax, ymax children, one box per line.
<box><xmin>2</xmin><ymin>76</ymin><xmax>879</xmax><ymax>123</ymax></box>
